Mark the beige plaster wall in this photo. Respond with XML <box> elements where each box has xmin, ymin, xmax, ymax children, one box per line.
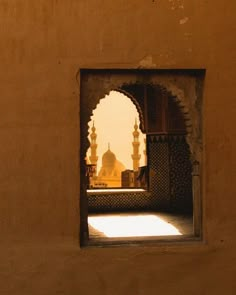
<box><xmin>0</xmin><ymin>1</ymin><xmax>235</xmax><ymax>294</ymax></box>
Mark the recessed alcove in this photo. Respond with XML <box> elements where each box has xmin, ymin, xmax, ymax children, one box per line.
<box><xmin>79</xmin><ymin>69</ymin><xmax>205</xmax><ymax>246</ymax></box>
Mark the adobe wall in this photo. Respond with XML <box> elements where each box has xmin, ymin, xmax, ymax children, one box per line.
<box><xmin>0</xmin><ymin>1</ymin><xmax>235</xmax><ymax>294</ymax></box>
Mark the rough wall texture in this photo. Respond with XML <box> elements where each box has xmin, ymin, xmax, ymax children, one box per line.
<box><xmin>0</xmin><ymin>1</ymin><xmax>235</xmax><ymax>294</ymax></box>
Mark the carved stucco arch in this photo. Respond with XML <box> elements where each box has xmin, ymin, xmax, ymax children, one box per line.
<box><xmin>80</xmin><ymin>72</ymin><xmax>202</xmax><ymax>163</ymax></box>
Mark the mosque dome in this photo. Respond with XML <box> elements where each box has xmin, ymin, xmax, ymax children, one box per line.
<box><xmin>102</xmin><ymin>148</ymin><xmax>116</xmax><ymax>167</ymax></box>
<box><xmin>98</xmin><ymin>145</ymin><xmax>125</xmax><ymax>183</ymax></box>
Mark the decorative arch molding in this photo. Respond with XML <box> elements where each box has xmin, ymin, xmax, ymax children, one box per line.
<box><xmin>117</xmin><ymin>82</ymin><xmax>193</xmax><ymax>135</ymax></box>
<box><xmin>80</xmin><ymin>70</ymin><xmax>204</xmax><ymax>163</ymax></box>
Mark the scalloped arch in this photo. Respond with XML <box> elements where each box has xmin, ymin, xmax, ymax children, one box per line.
<box><xmin>87</xmin><ymin>82</ymin><xmax>192</xmax><ymax>137</ymax></box>
<box><xmin>80</xmin><ymin>73</ymin><xmax>202</xmax><ymax>162</ymax></box>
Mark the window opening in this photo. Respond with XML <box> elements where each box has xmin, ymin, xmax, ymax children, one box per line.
<box><xmin>79</xmin><ymin>69</ymin><xmax>204</xmax><ymax>246</ymax></box>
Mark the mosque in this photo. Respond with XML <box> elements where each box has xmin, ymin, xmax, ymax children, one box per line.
<box><xmin>87</xmin><ymin>120</ymin><xmax>145</xmax><ymax>188</ymax></box>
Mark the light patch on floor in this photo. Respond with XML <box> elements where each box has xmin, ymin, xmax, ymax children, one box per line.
<box><xmin>88</xmin><ymin>214</ymin><xmax>182</xmax><ymax>238</ymax></box>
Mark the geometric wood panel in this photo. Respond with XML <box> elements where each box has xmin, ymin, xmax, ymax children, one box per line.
<box><xmin>169</xmin><ymin>136</ymin><xmax>193</xmax><ymax>213</ymax></box>
<box><xmin>148</xmin><ymin>135</ymin><xmax>170</xmax><ymax>209</ymax></box>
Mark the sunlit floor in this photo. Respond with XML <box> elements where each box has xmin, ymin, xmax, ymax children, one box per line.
<box><xmin>88</xmin><ymin>212</ymin><xmax>193</xmax><ymax>239</ymax></box>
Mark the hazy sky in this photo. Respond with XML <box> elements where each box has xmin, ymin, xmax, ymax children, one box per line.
<box><xmin>87</xmin><ymin>91</ymin><xmax>146</xmax><ymax>172</ymax></box>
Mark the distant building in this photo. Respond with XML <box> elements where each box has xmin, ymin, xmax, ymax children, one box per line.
<box><xmin>121</xmin><ymin>170</ymin><xmax>139</xmax><ymax>188</ymax></box>
<box><xmin>89</xmin><ymin>121</ymin><xmax>98</xmax><ymax>173</ymax></box>
<box><xmin>97</xmin><ymin>145</ymin><xmax>126</xmax><ymax>187</ymax></box>
<box><xmin>88</xmin><ymin>120</ymin><xmax>145</xmax><ymax>188</ymax></box>
<box><xmin>131</xmin><ymin>119</ymin><xmax>141</xmax><ymax>171</ymax></box>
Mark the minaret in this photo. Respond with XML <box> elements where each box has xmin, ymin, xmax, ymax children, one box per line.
<box><xmin>131</xmin><ymin>119</ymin><xmax>141</xmax><ymax>171</ymax></box>
<box><xmin>89</xmin><ymin>121</ymin><xmax>98</xmax><ymax>174</ymax></box>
